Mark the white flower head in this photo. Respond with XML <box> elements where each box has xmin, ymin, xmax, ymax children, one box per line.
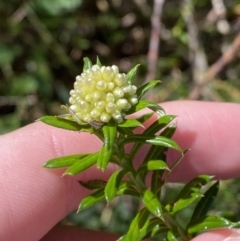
<box><xmin>69</xmin><ymin>63</ymin><xmax>138</xmax><ymax>124</ymax></box>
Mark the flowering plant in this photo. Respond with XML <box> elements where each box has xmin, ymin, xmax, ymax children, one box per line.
<box><xmin>40</xmin><ymin>58</ymin><xmax>239</xmax><ymax>241</ymax></box>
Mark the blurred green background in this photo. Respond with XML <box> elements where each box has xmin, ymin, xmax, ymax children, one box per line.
<box><xmin>1</xmin><ymin>0</ymin><xmax>240</xmax><ymax>239</ymax></box>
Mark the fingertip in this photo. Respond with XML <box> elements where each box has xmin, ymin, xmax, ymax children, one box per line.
<box><xmin>191</xmin><ymin>229</ymin><xmax>240</xmax><ymax>241</ymax></box>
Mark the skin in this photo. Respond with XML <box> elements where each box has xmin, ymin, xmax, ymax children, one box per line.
<box><xmin>1</xmin><ymin>101</ymin><xmax>240</xmax><ymax>241</ymax></box>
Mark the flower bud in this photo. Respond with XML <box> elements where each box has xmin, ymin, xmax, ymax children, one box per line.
<box><xmin>69</xmin><ymin>63</ymin><xmax>138</xmax><ymax>123</ymax></box>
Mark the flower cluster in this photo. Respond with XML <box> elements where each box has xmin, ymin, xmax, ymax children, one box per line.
<box><xmin>69</xmin><ymin>64</ymin><xmax>138</xmax><ymax>123</ymax></box>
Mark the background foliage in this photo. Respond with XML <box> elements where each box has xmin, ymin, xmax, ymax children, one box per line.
<box><xmin>1</xmin><ymin>0</ymin><xmax>240</xmax><ymax>239</ymax></box>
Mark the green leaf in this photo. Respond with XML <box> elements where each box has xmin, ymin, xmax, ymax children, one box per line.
<box><xmin>63</xmin><ymin>152</ymin><xmax>99</xmax><ymax>176</ymax></box>
<box><xmin>142</xmin><ymin>189</ymin><xmax>163</xmax><ymax>219</ymax></box>
<box><xmin>164</xmin><ymin>213</ymin><xmax>188</xmax><ymax>239</ymax></box>
<box><xmin>126</xmin><ymin>100</ymin><xmax>165</xmax><ymax>116</ymax></box>
<box><xmin>117</xmin><ymin>217</ymin><xmax>168</xmax><ymax>241</ymax></box>
<box><xmin>126</xmin><ymin>64</ymin><xmax>140</xmax><ymax>83</ymax></box>
<box><xmin>136</xmin><ymin>112</ymin><xmax>154</xmax><ymax>123</ymax></box>
<box><xmin>144</xmin><ymin>115</ymin><xmax>176</xmax><ymax>135</ymax></box>
<box><xmin>39</xmin><ymin>116</ymin><xmax>82</xmax><ymax>131</ymax></box>
<box><xmin>97</xmin><ymin>122</ymin><xmax>117</xmax><ymax>171</ymax></box>
<box><xmin>145</xmin><ymin>125</ymin><xmax>177</xmax><ymax>161</ymax></box>
<box><xmin>167</xmin><ymin>230</ymin><xmax>178</xmax><ymax>241</ymax></box>
<box><xmin>116</xmin><ymin>181</ymin><xmax>140</xmax><ymax>197</ymax></box>
<box><xmin>104</xmin><ymin>170</ymin><xmax>127</xmax><ymax>203</ymax></box>
<box><xmin>137</xmin><ymin>160</ymin><xmax>170</xmax><ymax>174</ymax></box>
<box><xmin>150</xmin><ymin>170</ymin><xmax>163</xmax><ymax>194</ymax></box>
<box><xmin>191</xmin><ymin>181</ymin><xmax>219</xmax><ymax>220</ymax></box>
<box><xmin>97</xmin><ymin>146</ymin><xmax>112</xmax><ymax>171</ymax></box>
<box><xmin>187</xmin><ymin>216</ymin><xmax>234</xmax><ymax>234</ymax></box>
<box><xmin>34</xmin><ymin>0</ymin><xmax>83</xmax><ymax>16</ymax></box>
<box><xmin>83</xmin><ymin>57</ymin><xmax>92</xmax><ymax>71</ymax></box>
<box><xmin>79</xmin><ymin>180</ymin><xmax>106</xmax><ymax>190</ymax></box>
<box><xmin>174</xmin><ymin>175</ymin><xmax>213</xmax><ymax>201</ymax></box>
<box><xmin>122</xmin><ymin>135</ymin><xmax>182</xmax><ymax>152</ymax></box>
<box><xmin>117</xmin><ymin>126</ymin><xmax>133</xmax><ymax>136</ymax></box>
<box><xmin>130</xmin><ymin>115</ymin><xmax>176</xmax><ymax>158</ymax></box>
<box><xmin>172</xmin><ymin>192</ymin><xmax>203</xmax><ymax>214</ymax></box>
<box><xmin>118</xmin><ymin>119</ymin><xmax>143</xmax><ymax>128</ymax></box>
<box><xmin>117</xmin><ymin>235</ymin><xmax>127</xmax><ymax>241</ymax></box>
<box><xmin>142</xmin><ymin>217</ymin><xmax>168</xmax><ymax>239</ymax></box>
<box><xmin>125</xmin><ymin>208</ymin><xmax>150</xmax><ymax>241</ymax></box>
<box><xmin>96</xmin><ymin>56</ymin><xmax>102</xmax><ymax>67</ymax></box>
<box><xmin>137</xmin><ymin>80</ymin><xmax>161</xmax><ymax>99</ymax></box>
<box><xmin>143</xmin><ymin>146</ymin><xmax>166</xmax><ymax>166</ymax></box>
<box><xmin>140</xmin><ymin>125</ymin><xmax>177</xmax><ymax>182</ymax></box>
<box><xmin>78</xmin><ymin>187</ymin><xmax>105</xmax><ymax>211</ymax></box>
<box><xmin>43</xmin><ymin>153</ymin><xmax>88</xmax><ymax>168</ymax></box>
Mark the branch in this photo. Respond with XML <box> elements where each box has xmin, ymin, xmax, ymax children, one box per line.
<box><xmin>145</xmin><ymin>0</ymin><xmax>165</xmax><ymax>84</ymax></box>
<box><xmin>181</xmin><ymin>0</ymin><xmax>208</xmax><ymax>86</ymax></box>
<box><xmin>188</xmin><ymin>32</ymin><xmax>240</xmax><ymax>99</ymax></box>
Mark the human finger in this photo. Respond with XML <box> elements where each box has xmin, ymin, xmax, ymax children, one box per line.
<box><xmin>40</xmin><ymin>226</ymin><xmax>118</xmax><ymax>241</ymax></box>
<box><xmin>0</xmin><ymin>122</ymin><xmax>116</xmax><ymax>241</ymax></box>
<box><xmin>138</xmin><ymin>101</ymin><xmax>240</xmax><ymax>181</ymax></box>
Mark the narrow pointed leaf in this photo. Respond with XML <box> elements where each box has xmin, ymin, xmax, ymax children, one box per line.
<box><xmin>63</xmin><ymin>152</ymin><xmax>99</xmax><ymax>176</ymax></box>
<box><xmin>137</xmin><ymin>80</ymin><xmax>161</xmax><ymax>99</ymax></box>
<box><xmin>97</xmin><ymin>146</ymin><xmax>113</xmax><ymax>171</ymax></box>
<box><xmin>40</xmin><ymin>116</ymin><xmax>82</xmax><ymax>131</ymax></box>
<box><xmin>142</xmin><ymin>189</ymin><xmax>163</xmax><ymax>219</ymax></box>
<box><xmin>174</xmin><ymin>175</ymin><xmax>213</xmax><ymax>201</ymax></box>
<box><xmin>122</xmin><ymin>135</ymin><xmax>182</xmax><ymax>152</ymax></box>
<box><xmin>143</xmin><ymin>145</ymin><xmax>166</xmax><ymax>165</ymax></box>
<box><xmin>104</xmin><ymin>170</ymin><xmax>127</xmax><ymax>203</ymax></box>
<box><xmin>130</xmin><ymin>115</ymin><xmax>176</xmax><ymax>158</ymax></box>
<box><xmin>137</xmin><ymin>160</ymin><xmax>170</xmax><ymax>174</ymax></box>
<box><xmin>187</xmin><ymin>216</ymin><xmax>234</xmax><ymax>234</ymax></box>
<box><xmin>191</xmin><ymin>181</ymin><xmax>219</xmax><ymax>220</ymax></box>
<box><xmin>83</xmin><ymin>57</ymin><xmax>92</xmax><ymax>71</ymax></box>
<box><xmin>116</xmin><ymin>181</ymin><xmax>140</xmax><ymax>197</ymax></box>
<box><xmin>118</xmin><ymin>119</ymin><xmax>143</xmax><ymax>128</ymax></box>
<box><xmin>151</xmin><ymin>170</ymin><xmax>162</xmax><ymax>194</ymax></box>
<box><xmin>164</xmin><ymin>213</ymin><xmax>187</xmax><ymax>238</ymax></box>
<box><xmin>57</xmin><ymin>113</ymin><xmax>75</xmax><ymax>121</ymax></box>
<box><xmin>145</xmin><ymin>136</ymin><xmax>181</xmax><ymax>151</ymax></box>
<box><xmin>172</xmin><ymin>193</ymin><xmax>203</xmax><ymax>214</ymax></box>
<box><xmin>97</xmin><ymin>123</ymin><xmax>117</xmax><ymax>171</ymax></box>
<box><xmin>125</xmin><ymin>208</ymin><xmax>150</xmax><ymax>241</ymax></box>
<box><xmin>141</xmin><ymin>217</ymin><xmax>168</xmax><ymax>239</ymax></box>
<box><xmin>96</xmin><ymin>56</ymin><xmax>102</xmax><ymax>67</ymax></box>
<box><xmin>43</xmin><ymin>154</ymin><xmax>88</xmax><ymax>168</ymax></box>
<box><xmin>79</xmin><ymin>180</ymin><xmax>106</xmax><ymax>190</ymax></box>
<box><xmin>117</xmin><ymin>126</ymin><xmax>133</xmax><ymax>136</ymax></box>
<box><xmin>140</xmin><ymin>125</ymin><xmax>177</xmax><ymax>181</ymax></box>
<box><xmin>144</xmin><ymin>115</ymin><xmax>176</xmax><ymax>135</ymax></box>
<box><xmin>126</xmin><ymin>64</ymin><xmax>140</xmax><ymax>83</ymax></box>
<box><xmin>136</xmin><ymin>112</ymin><xmax>154</xmax><ymax>123</ymax></box>
<box><xmin>117</xmin><ymin>235</ymin><xmax>127</xmax><ymax>241</ymax></box>
<box><xmin>78</xmin><ymin>187</ymin><xmax>105</xmax><ymax>211</ymax></box>
<box><xmin>159</xmin><ymin>123</ymin><xmax>176</xmax><ymax>139</ymax></box>
<box><xmin>167</xmin><ymin>230</ymin><xmax>178</xmax><ymax>241</ymax></box>
<box><xmin>126</xmin><ymin>100</ymin><xmax>165</xmax><ymax>116</ymax></box>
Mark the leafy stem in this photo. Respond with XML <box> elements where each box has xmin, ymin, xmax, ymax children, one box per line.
<box><xmin>40</xmin><ymin>58</ymin><xmax>238</xmax><ymax>241</ymax></box>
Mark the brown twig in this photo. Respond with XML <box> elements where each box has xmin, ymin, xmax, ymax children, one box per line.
<box><xmin>145</xmin><ymin>0</ymin><xmax>165</xmax><ymax>84</ymax></box>
<box><xmin>181</xmin><ymin>0</ymin><xmax>208</xmax><ymax>86</ymax></box>
<box><xmin>188</xmin><ymin>32</ymin><xmax>240</xmax><ymax>100</ymax></box>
